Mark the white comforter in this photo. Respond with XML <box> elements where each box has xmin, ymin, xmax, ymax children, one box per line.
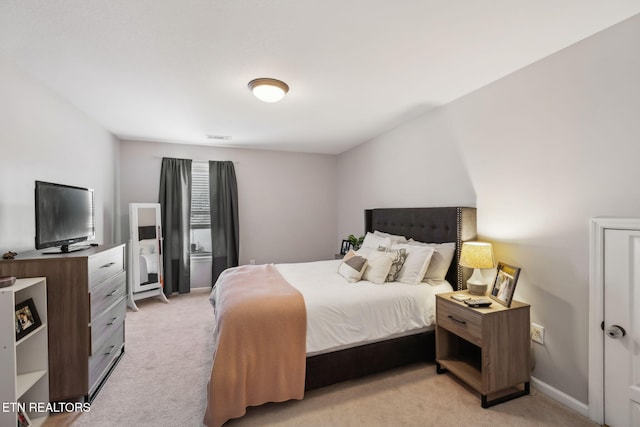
<box><xmin>275</xmin><ymin>259</ymin><xmax>452</xmax><ymax>355</ymax></box>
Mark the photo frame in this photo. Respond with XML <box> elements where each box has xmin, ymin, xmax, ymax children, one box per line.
<box><xmin>15</xmin><ymin>298</ymin><xmax>42</xmax><ymax>341</ymax></box>
<box><xmin>17</xmin><ymin>406</ymin><xmax>32</xmax><ymax>427</ymax></box>
<box><xmin>340</xmin><ymin>239</ymin><xmax>352</xmax><ymax>255</ymax></box>
<box><xmin>489</xmin><ymin>262</ymin><xmax>521</xmax><ymax>307</ymax></box>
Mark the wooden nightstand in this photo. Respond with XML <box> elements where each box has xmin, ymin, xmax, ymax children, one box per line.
<box><xmin>435</xmin><ymin>291</ymin><xmax>530</xmax><ymax>408</ymax></box>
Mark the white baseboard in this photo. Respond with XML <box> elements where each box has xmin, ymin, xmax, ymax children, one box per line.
<box><xmin>531</xmin><ymin>376</ymin><xmax>589</xmax><ymax>418</ymax></box>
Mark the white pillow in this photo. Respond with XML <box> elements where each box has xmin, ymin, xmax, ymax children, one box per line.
<box><xmin>362</xmin><ymin>251</ymin><xmax>394</xmax><ymax>284</ymax></box>
<box><xmin>392</xmin><ymin>244</ymin><xmax>435</xmax><ymax>285</ymax></box>
<box><xmin>355</xmin><ymin>247</ymin><xmax>375</xmax><ymax>258</ymax></box>
<box><xmin>361</xmin><ymin>232</ymin><xmax>392</xmax><ymax>250</ymax></box>
<box><xmin>373</xmin><ymin>230</ymin><xmax>408</xmax><ymax>244</ymax></box>
<box><xmin>139</xmin><ymin>239</ymin><xmax>157</xmax><ymax>255</ymax></box>
<box><xmin>337</xmin><ymin>250</ymin><xmax>368</xmax><ymax>283</ymax></box>
<box><xmin>408</xmin><ymin>240</ymin><xmax>456</xmax><ymax>281</ymax></box>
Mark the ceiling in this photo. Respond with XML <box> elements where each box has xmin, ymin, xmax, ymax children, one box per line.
<box><xmin>1</xmin><ymin>1</ymin><xmax>639</xmax><ymax>155</ymax></box>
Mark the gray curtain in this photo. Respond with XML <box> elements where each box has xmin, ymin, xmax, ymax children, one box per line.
<box><xmin>159</xmin><ymin>157</ymin><xmax>192</xmax><ymax>295</ymax></box>
<box><xmin>209</xmin><ymin>161</ymin><xmax>239</xmax><ymax>283</ymax></box>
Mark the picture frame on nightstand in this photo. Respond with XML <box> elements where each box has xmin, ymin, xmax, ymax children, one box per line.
<box><xmin>15</xmin><ymin>298</ymin><xmax>42</xmax><ymax>341</ymax></box>
<box><xmin>489</xmin><ymin>262</ymin><xmax>521</xmax><ymax>307</ymax></box>
<box><xmin>340</xmin><ymin>240</ymin><xmax>351</xmax><ymax>255</ymax></box>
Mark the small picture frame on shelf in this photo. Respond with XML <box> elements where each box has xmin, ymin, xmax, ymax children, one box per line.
<box><xmin>17</xmin><ymin>406</ymin><xmax>32</xmax><ymax>427</ymax></box>
<box><xmin>340</xmin><ymin>239</ymin><xmax>351</xmax><ymax>255</ymax></box>
<box><xmin>15</xmin><ymin>298</ymin><xmax>42</xmax><ymax>341</ymax></box>
<box><xmin>489</xmin><ymin>262</ymin><xmax>521</xmax><ymax>307</ymax></box>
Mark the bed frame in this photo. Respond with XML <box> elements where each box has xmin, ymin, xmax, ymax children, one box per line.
<box><xmin>305</xmin><ymin>206</ymin><xmax>476</xmax><ymax>390</ymax></box>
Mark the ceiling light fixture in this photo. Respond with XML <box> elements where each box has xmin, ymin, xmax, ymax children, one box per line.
<box><xmin>248</xmin><ymin>78</ymin><xmax>289</xmax><ymax>103</ymax></box>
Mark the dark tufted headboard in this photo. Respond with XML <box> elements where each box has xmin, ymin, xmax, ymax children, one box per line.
<box><xmin>365</xmin><ymin>207</ymin><xmax>477</xmax><ymax>290</ymax></box>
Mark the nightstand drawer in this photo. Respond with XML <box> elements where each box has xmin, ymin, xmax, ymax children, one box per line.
<box><xmin>437</xmin><ymin>298</ymin><xmax>482</xmax><ymax>346</ymax></box>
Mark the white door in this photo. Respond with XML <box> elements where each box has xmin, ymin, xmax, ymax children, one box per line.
<box><xmin>604</xmin><ymin>229</ymin><xmax>640</xmax><ymax>426</ymax></box>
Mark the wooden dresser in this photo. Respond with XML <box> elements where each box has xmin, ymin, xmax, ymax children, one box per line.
<box><xmin>0</xmin><ymin>244</ymin><xmax>126</xmax><ymax>402</ymax></box>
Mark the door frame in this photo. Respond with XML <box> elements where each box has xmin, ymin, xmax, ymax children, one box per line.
<box><xmin>589</xmin><ymin>217</ymin><xmax>640</xmax><ymax>423</ymax></box>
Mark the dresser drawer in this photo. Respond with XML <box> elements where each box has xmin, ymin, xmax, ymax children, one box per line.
<box><xmin>89</xmin><ymin>247</ymin><xmax>125</xmax><ymax>288</ymax></box>
<box><xmin>90</xmin><ymin>271</ymin><xmax>126</xmax><ymax>320</ymax></box>
<box><xmin>437</xmin><ymin>298</ymin><xmax>483</xmax><ymax>346</ymax></box>
<box><xmin>90</xmin><ymin>297</ymin><xmax>126</xmax><ymax>356</ymax></box>
<box><xmin>89</xmin><ymin>322</ymin><xmax>124</xmax><ymax>395</ymax></box>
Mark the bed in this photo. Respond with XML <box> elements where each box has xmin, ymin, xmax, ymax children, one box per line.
<box><xmin>205</xmin><ymin>207</ymin><xmax>476</xmax><ymax>426</ymax></box>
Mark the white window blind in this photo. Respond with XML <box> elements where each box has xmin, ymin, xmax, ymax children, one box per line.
<box><xmin>191</xmin><ymin>161</ymin><xmax>210</xmax><ymax>229</ymax></box>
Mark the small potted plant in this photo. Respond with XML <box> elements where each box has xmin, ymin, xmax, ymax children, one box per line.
<box><xmin>347</xmin><ymin>234</ymin><xmax>364</xmax><ymax>251</ymax></box>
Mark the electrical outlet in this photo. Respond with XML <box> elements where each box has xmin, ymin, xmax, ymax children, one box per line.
<box><xmin>531</xmin><ymin>323</ymin><xmax>545</xmax><ymax>345</ymax></box>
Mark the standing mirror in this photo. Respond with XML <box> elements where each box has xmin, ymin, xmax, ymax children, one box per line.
<box><xmin>128</xmin><ymin>203</ymin><xmax>169</xmax><ymax>311</ymax></box>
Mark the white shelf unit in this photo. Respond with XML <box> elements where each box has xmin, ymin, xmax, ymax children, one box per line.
<box><xmin>0</xmin><ymin>277</ymin><xmax>49</xmax><ymax>427</ymax></box>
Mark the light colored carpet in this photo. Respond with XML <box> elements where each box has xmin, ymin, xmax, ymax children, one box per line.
<box><xmin>45</xmin><ymin>289</ymin><xmax>596</xmax><ymax>427</ymax></box>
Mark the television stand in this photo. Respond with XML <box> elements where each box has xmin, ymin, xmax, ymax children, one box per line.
<box><xmin>43</xmin><ymin>244</ymin><xmax>91</xmax><ymax>254</ymax></box>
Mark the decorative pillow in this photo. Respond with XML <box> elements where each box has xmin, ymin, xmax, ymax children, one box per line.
<box><xmin>337</xmin><ymin>250</ymin><xmax>368</xmax><ymax>283</ymax></box>
<box><xmin>392</xmin><ymin>244</ymin><xmax>435</xmax><ymax>285</ymax></box>
<box><xmin>362</xmin><ymin>251</ymin><xmax>394</xmax><ymax>285</ymax></box>
<box><xmin>374</xmin><ymin>230</ymin><xmax>408</xmax><ymax>244</ymax></box>
<box><xmin>361</xmin><ymin>232</ymin><xmax>392</xmax><ymax>250</ymax></box>
<box><xmin>407</xmin><ymin>241</ymin><xmax>456</xmax><ymax>281</ymax></box>
<box><xmin>377</xmin><ymin>246</ymin><xmax>407</xmax><ymax>282</ymax></box>
<box><xmin>139</xmin><ymin>239</ymin><xmax>157</xmax><ymax>255</ymax></box>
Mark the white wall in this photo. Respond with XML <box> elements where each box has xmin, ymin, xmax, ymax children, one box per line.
<box><xmin>337</xmin><ymin>14</ymin><xmax>640</xmax><ymax>405</ymax></box>
<box><xmin>119</xmin><ymin>139</ymin><xmax>338</xmax><ymax>265</ymax></box>
<box><xmin>0</xmin><ymin>56</ymin><xmax>119</xmax><ymax>253</ymax></box>
<box><xmin>336</xmin><ymin>106</ymin><xmax>476</xmax><ymax>239</ymax></box>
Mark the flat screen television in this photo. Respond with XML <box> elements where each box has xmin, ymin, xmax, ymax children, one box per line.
<box><xmin>35</xmin><ymin>180</ymin><xmax>95</xmax><ymax>253</ymax></box>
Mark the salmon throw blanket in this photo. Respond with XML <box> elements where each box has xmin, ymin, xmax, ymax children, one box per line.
<box><xmin>204</xmin><ymin>264</ymin><xmax>307</xmax><ymax>427</ymax></box>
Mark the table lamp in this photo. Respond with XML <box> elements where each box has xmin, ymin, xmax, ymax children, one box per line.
<box><xmin>459</xmin><ymin>242</ymin><xmax>495</xmax><ymax>295</ymax></box>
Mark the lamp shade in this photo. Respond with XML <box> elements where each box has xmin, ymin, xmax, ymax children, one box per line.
<box><xmin>459</xmin><ymin>242</ymin><xmax>495</xmax><ymax>269</ymax></box>
<box><xmin>248</xmin><ymin>78</ymin><xmax>289</xmax><ymax>103</ymax></box>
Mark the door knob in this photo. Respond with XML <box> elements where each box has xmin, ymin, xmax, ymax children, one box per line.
<box><xmin>606</xmin><ymin>325</ymin><xmax>626</xmax><ymax>339</ymax></box>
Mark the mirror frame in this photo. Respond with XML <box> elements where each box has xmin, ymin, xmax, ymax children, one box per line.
<box><xmin>129</xmin><ymin>203</ymin><xmax>164</xmax><ymax>293</ymax></box>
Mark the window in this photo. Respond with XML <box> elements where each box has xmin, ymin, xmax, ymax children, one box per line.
<box><xmin>190</xmin><ymin>161</ymin><xmax>212</xmax><ymax>255</ymax></box>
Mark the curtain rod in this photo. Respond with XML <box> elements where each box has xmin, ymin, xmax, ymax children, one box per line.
<box><xmin>151</xmin><ymin>156</ymin><xmax>239</xmax><ymax>164</ymax></box>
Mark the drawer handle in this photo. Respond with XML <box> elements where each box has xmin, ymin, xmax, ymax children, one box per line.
<box><xmin>105</xmin><ymin>289</ymin><xmax>118</xmax><ymax>297</ymax></box>
<box><xmin>100</xmin><ymin>262</ymin><xmax>116</xmax><ymax>269</ymax></box>
<box><xmin>448</xmin><ymin>315</ymin><xmax>467</xmax><ymax>325</ymax></box>
<box><xmin>107</xmin><ymin>316</ymin><xmax>119</xmax><ymax>326</ymax></box>
<box><xmin>104</xmin><ymin>345</ymin><xmax>116</xmax><ymax>356</ymax></box>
